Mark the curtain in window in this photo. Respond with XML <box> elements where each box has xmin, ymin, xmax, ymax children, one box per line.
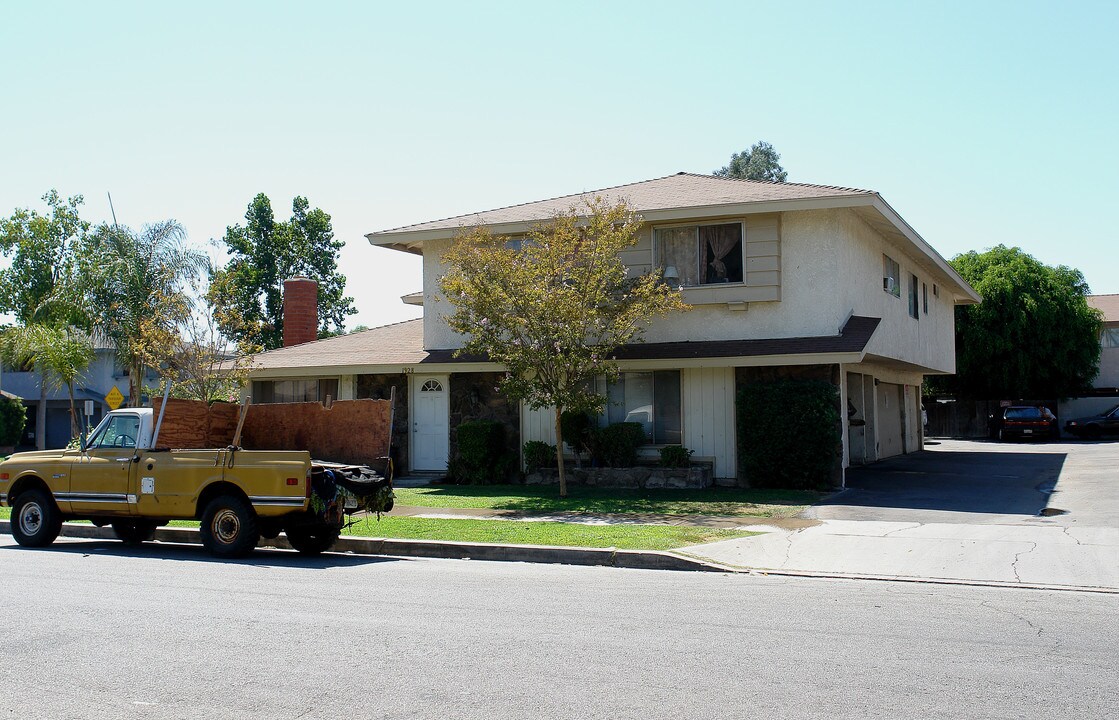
<box><xmin>655</xmin><ymin>227</ymin><xmax>699</xmax><ymax>286</ymax></box>
<box><xmin>699</xmin><ymin>224</ymin><xmax>742</xmax><ymax>284</ymax></box>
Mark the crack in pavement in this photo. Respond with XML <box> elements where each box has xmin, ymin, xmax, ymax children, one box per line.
<box><xmin>881</xmin><ymin>522</ymin><xmax>924</xmax><ymax>538</ymax></box>
<box><xmin>980</xmin><ymin>600</ymin><xmax>1044</xmax><ymax>637</ymax></box>
<box><xmin>1011</xmin><ymin>541</ymin><xmax>1038</xmax><ymax>583</ymax></box>
<box><xmin>779</xmin><ymin>528</ymin><xmax>807</xmax><ymax>569</ymax></box>
<box><xmin>1060</xmin><ymin>526</ymin><xmax>1083</xmax><ymax>546</ymax></box>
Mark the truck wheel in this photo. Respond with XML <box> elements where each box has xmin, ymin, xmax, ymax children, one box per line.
<box><xmin>11</xmin><ymin>489</ymin><xmax>62</xmax><ymax>548</ymax></box>
<box><xmin>200</xmin><ymin>494</ymin><xmax>259</xmax><ymax>558</ymax></box>
<box><xmin>111</xmin><ymin>520</ymin><xmax>158</xmax><ymax>545</ymax></box>
<box><xmin>286</xmin><ymin>527</ymin><xmax>340</xmax><ymax>556</ymax></box>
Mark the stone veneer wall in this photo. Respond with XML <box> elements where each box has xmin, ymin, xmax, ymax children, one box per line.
<box><xmin>356</xmin><ymin>374</ymin><xmax>409</xmax><ymax>474</ymax></box>
<box><xmin>449</xmin><ymin>372</ymin><xmax>520</xmax><ymax>480</ymax></box>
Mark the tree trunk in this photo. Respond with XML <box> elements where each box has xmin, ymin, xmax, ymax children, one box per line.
<box><xmin>129</xmin><ymin>364</ymin><xmax>140</xmax><ymax>407</ymax></box>
<box><xmin>36</xmin><ymin>376</ymin><xmax>47</xmax><ymax>450</ymax></box>
<box><xmin>67</xmin><ymin>381</ymin><xmax>79</xmax><ymax>440</ymax></box>
<box><xmin>554</xmin><ymin>405</ymin><xmax>567</xmax><ymax>498</ymax></box>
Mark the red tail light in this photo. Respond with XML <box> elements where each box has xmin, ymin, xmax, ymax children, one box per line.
<box><xmin>286</xmin><ymin>477</ymin><xmax>298</xmax><ymax>486</ymax></box>
<box><xmin>306</xmin><ymin>470</ymin><xmax>312</xmax><ymax>499</ymax></box>
<box><xmin>0</xmin><ymin>473</ymin><xmax>8</xmax><ymax>480</ymax></box>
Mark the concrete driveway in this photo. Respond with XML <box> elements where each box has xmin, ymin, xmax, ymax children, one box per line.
<box><xmin>688</xmin><ymin>439</ymin><xmax>1119</xmax><ymax>590</ymax></box>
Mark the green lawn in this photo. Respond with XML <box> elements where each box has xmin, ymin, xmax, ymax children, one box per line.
<box><xmin>392</xmin><ymin>484</ymin><xmax>818</xmax><ymax>518</ymax></box>
<box><xmin>1</xmin><ymin>506</ymin><xmax>754</xmax><ymax>551</ymax></box>
<box><xmin>342</xmin><ymin>515</ymin><xmax>757</xmax><ymax>551</ymax></box>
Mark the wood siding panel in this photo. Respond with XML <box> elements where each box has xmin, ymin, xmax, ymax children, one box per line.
<box><xmin>746</xmin><ymin>241</ymin><xmax>780</xmax><ymax>258</ymax></box>
<box><xmin>521</xmin><ymin>402</ymin><xmax>557</xmax><ymax>446</ymax></box>
<box><xmin>746</xmin><ymin>270</ymin><xmax>781</xmax><ymax>286</ymax></box>
<box><xmin>682</xmin><ymin>367</ymin><xmax>736</xmax><ymax>478</ymax></box>
<box><xmin>748</xmin><ymin>256</ymin><xmax>781</xmax><ymax>273</ymax></box>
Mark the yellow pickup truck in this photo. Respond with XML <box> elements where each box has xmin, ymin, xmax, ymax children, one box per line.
<box><xmin>0</xmin><ymin>408</ymin><xmax>393</xmax><ymax>557</ymax></box>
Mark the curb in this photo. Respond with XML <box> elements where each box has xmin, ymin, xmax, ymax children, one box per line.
<box><xmin>0</xmin><ymin>521</ymin><xmax>732</xmax><ymax>574</ymax></box>
<box><xmin>5</xmin><ymin>521</ymin><xmax>1115</xmax><ymax>592</ymax></box>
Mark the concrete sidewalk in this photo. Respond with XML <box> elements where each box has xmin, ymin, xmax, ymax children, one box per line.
<box><xmin>684</xmin><ymin>517</ymin><xmax>1119</xmax><ymax>589</ymax></box>
<box><xmin>685</xmin><ymin>440</ymin><xmax>1119</xmax><ymax>591</ymax></box>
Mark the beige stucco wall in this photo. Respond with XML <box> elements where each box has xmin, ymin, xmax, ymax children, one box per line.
<box><xmin>829</xmin><ymin>209</ymin><xmax>956</xmax><ymax>374</ymax></box>
<box><xmin>421</xmin><ymin>207</ymin><xmax>958</xmax><ymax>375</ymax></box>
<box><xmin>1096</xmin><ymin>327</ymin><xmax>1119</xmax><ymax>388</ymax></box>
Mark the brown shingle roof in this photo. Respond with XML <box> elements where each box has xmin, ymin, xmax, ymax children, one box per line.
<box><xmin>249</xmin><ymin>315</ymin><xmax>879</xmax><ymax>372</ymax></box>
<box><xmin>250</xmin><ymin>318</ymin><xmax>426</xmax><ymax>370</ymax></box>
<box><xmin>1088</xmin><ymin>294</ymin><xmax>1119</xmax><ymax>323</ymax></box>
<box><xmin>369</xmin><ymin>172</ymin><xmax>873</xmax><ymax>237</ymax></box>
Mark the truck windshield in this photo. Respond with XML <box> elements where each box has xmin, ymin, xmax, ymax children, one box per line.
<box><xmin>87</xmin><ymin>414</ymin><xmax>141</xmax><ymax>449</ymax></box>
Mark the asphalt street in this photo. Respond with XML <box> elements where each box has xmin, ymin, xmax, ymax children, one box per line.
<box><xmin>3</xmin><ymin>536</ymin><xmax>1116</xmax><ymax>719</ymax></box>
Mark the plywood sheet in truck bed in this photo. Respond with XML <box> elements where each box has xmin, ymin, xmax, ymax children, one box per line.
<box><xmin>152</xmin><ymin>398</ymin><xmax>393</xmax><ymax>465</ymax></box>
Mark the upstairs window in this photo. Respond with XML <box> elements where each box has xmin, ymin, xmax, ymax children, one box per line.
<box><xmin>922</xmin><ymin>282</ymin><xmax>929</xmax><ymax>314</ymax></box>
<box><xmin>908</xmin><ymin>274</ymin><xmax>919</xmax><ymax>319</ymax></box>
<box><xmin>1102</xmin><ymin>328</ymin><xmax>1119</xmax><ymax>349</ymax></box>
<box><xmin>883</xmin><ymin>255</ymin><xmax>901</xmax><ymax>297</ymax></box>
<box><xmin>656</xmin><ymin>223</ymin><xmax>744</xmax><ymax>287</ymax></box>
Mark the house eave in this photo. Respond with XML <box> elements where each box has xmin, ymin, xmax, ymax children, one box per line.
<box><xmin>365</xmin><ymin>194</ymin><xmax>873</xmax><ymax>249</ymax></box>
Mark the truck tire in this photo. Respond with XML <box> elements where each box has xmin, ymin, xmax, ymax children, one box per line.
<box><xmin>11</xmin><ymin>489</ymin><xmax>63</xmax><ymax>548</ymax></box>
<box><xmin>285</xmin><ymin>527</ymin><xmax>341</xmax><ymax>556</ymax></box>
<box><xmin>200</xmin><ymin>494</ymin><xmax>259</xmax><ymax>558</ymax></box>
<box><xmin>111</xmin><ymin>520</ymin><xmax>158</xmax><ymax>545</ymax></box>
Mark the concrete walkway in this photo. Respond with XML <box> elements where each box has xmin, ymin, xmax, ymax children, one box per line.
<box><xmin>685</xmin><ymin>439</ymin><xmax>1119</xmax><ymax>590</ymax></box>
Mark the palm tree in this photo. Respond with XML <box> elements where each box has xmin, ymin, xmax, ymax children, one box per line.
<box><xmin>81</xmin><ymin>220</ymin><xmax>206</xmax><ymax>406</ymax></box>
<box><xmin>0</xmin><ymin>324</ymin><xmax>95</xmax><ymax>440</ymax></box>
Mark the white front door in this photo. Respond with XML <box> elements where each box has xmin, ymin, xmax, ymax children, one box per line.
<box><xmin>412</xmin><ymin>375</ymin><xmax>449</xmax><ymax>472</ymax></box>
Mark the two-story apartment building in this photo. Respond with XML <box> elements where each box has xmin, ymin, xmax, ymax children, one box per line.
<box><xmin>1058</xmin><ymin>294</ymin><xmax>1119</xmax><ymax>426</ymax></box>
<box><xmin>248</xmin><ymin>173</ymin><xmax>980</xmax><ymax>484</ymax></box>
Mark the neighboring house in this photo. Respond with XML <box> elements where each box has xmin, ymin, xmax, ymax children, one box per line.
<box><xmin>1058</xmin><ymin>294</ymin><xmax>1119</xmax><ymax>426</ymax></box>
<box><xmin>0</xmin><ymin>339</ymin><xmax>157</xmax><ymax>450</ymax></box>
<box><xmin>249</xmin><ymin>173</ymin><xmax>980</xmax><ymax>485</ymax></box>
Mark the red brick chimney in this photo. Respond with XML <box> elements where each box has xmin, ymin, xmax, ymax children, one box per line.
<box><xmin>283</xmin><ymin>277</ymin><xmax>319</xmax><ymax>347</ymax></box>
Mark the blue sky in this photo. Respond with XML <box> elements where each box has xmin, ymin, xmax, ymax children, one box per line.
<box><xmin>2</xmin><ymin>0</ymin><xmax>1115</xmax><ymax>329</ymax></box>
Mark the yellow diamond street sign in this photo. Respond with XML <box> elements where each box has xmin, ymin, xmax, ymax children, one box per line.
<box><xmin>104</xmin><ymin>385</ymin><xmax>124</xmax><ymax>410</ymax></box>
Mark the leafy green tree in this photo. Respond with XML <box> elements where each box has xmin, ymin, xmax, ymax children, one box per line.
<box><xmin>0</xmin><ymin>190</ymin><xmax>90</xmax><ymax>447</ymax></box>
<box><xmin>0</xmin><ymin>325</ymin><xmax>94</xmax><ymax>438</ymax></box>
<box><xmin>943</xmin><ymin>245</ymin><xmax>1101</xmax><ymax>400</ymax></box>
<box><xmin>713</xmin><ymin>140</ymin><xmax>788</xmax><ymax>182</ymax></box>
<box><xmin>209</xmin><ymin>194</ymin><xmax>356</xmax><ymax>350</ymax></box>
<box><xmin>0</xmin><ymin>392</ymin><xmax>27</xmax><ymax>449</ymax></box>
<box><xmin>440</xmin><ymin>198</ymin><xmax>688</xmax><ymax>497</ymax></box>
<box><xmin>80</xmin><ymin>220</ymin><xmax>207</xmax><ymax>406</ymax></box>
<box><xmin>0</xmin><ymin>190</ymin><xmax>89</xmax><ymax>326</ymax></box>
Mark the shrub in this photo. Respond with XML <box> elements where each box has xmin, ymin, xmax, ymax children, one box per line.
<box><xmin>0</xmin><ymin>394</ymin><xmax>26</xmax><ymax>447</ymax></box>
<box><xmin>523</xmin><ymin>440</ymin><xmax>557</xmax><ymax>473</ymax></box>
<box><xmin>592</xmin><ymin>422</ymin><xmax>645</xmax><ymax>467</ymax></box>
<box><xmin>659</xmin><ymin>445</ymin><xmax>693</xmax><ymax>468</ymax></box>
<box><xmin>449</xmin><ymin>420</ymin><xmax>513</xmax><ymax>484</ymax></box>
<box><xmin>559</xmin><ymin>410</ymin><xmax>595</xmax><ymax>461</ymax></box>
<box><xmin>737</xmin><ymin>379</ymin><xmax>840</xmax><ymax>490</ymax></box>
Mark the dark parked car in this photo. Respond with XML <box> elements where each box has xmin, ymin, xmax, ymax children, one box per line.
<box><xmin>990</xmin><ymin>406</ymin><xmax>1059</xmax><ymax>441</ymax></box>
<box><xmin>1064</xmin><ymin>403</ymin><xmax>1119</xmax><ymax>440</ymax></box>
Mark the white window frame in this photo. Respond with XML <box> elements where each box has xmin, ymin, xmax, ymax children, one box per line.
<box><xmin>882</xmin><ymin>255</ymin><xmax>901</xmax><ymax>298</ymax></box>
<box><xmin>652</xmin><ymin>220</ymin><xmax>747</xmax><ymax>288</ymax></box>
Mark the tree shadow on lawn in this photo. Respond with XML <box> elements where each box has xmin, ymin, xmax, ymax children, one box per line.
<box><xmin>412</xmin><ymin>484</ymin><xmax>821</xmax><ymax>516</ymax></box>
<box><xmin>825</xmin><ymin>448</ymin><xmax>1067</xmax><ymax>516</ymax></box>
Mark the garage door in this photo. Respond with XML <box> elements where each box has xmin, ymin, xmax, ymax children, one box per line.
<box><xmin>877</xmin><ymin>382</ymin><xmax>904</xmax><ymax>458</ymax></box>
